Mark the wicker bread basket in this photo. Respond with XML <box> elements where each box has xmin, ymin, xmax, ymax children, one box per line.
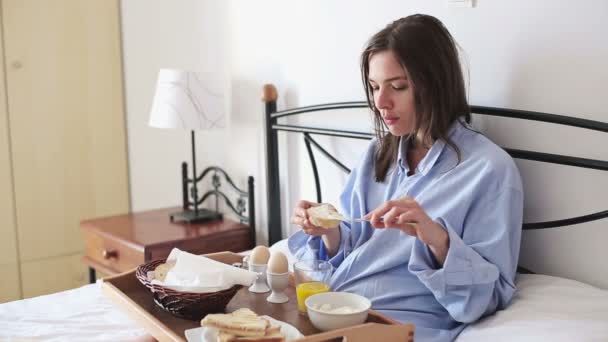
<box><xmin>135</xmin><ymin>259</ymin><xmax>242</xmax><ymax>320</ymax></box>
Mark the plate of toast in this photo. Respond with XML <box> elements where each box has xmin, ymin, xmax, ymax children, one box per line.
<box><xmin>185</xmin><ymin>308</ymin><xmax>303</xmax><ymax>342</ymax></box>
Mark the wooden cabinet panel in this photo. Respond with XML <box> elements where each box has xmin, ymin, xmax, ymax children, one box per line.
<box><xmin>20</xmin><ymin>253</ymin><xmax>86</xmax><ymax>299</ymax></box>
<box><xmin>0</xmin><ymin>9</ymin><xmax>18</xmax><ymax>266</ymax></box>
<box><xmin>2</xmin><ymin>0</ymin><xmax>129</xmax><ymax>262</ymax></box>
<box><xmin>0</xmin><ymin>263</ymin><xmax>21</xmax><ymax>303</ymax></box>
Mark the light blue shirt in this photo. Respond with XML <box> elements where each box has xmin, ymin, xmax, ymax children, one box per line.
<box><xmin>288</xmin><ymin>120</ymin><xmax>523</xmax><ymax>342</ymax></box>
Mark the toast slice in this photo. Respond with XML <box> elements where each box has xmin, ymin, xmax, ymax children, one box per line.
<box><xmin>307</xmin><ymin>204</ymin><xmax>343</xmax><ymax>229</ymax></box>
<box><xmin>218</xmin><ymin>331</ymin><xmax>285</xmax><ymax>342</ymax></box>
<box><xmin>204</xmin><ymin>309</ymin><xmax>286</xmax><ymax>341</ymax></box>
<box><xmin>202</xmin><ymin>309</ymin><xmax>269</xmax><ymax>338</ymax></box>
<box><xmin>153</xmin><ymin>261</ymin><xmax>176</xmax><ymax>281</ymax></box>
<box><xmin>264</xmin><ymin>321</ymin><xmax>281</xmax><ymax>336</ymax></box>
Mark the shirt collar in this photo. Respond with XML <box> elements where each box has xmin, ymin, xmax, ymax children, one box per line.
<box><xmin>397</xmin><ymin>120</ymin><xmax>464</xmax><ymax>176</ymax></box>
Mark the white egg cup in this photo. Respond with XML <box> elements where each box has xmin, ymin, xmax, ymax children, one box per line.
<box><xmin>266</xmin><ymin>271</ymin><xmax>289</xmax><ymax>303</ymax></box>
<box><xmin>248</xmin><ymin>263</ymin><xmax>270</xmax><ymax>293</ymax></box>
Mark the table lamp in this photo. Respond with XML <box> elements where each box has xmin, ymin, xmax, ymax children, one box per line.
<box><xmin>148</xmin><ymin>69</ymin><xmax>225</xmax><ymax>223</ymax></box>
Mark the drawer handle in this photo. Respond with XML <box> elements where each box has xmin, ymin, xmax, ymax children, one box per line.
<box><xmin>102</xmin><ymin>249</ymin><xmax>118</xmax><ymax>259</ymax></box>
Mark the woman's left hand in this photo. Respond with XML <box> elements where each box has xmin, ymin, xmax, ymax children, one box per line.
<box><xmin>365</xmin><ymin>196</ymin><xmax>450</xmax><ymax>265</ymax></box>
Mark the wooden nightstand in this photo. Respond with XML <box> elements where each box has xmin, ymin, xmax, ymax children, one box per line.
<box><xmin>81</xmin><ymin>207</ymin><xmax>254</xmax><ymax>282</ymax></box>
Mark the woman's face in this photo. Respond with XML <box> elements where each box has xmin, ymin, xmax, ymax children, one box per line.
<box><xmin>368</xmin><ymin>50</ymin><xmax>416</xmax><ymax>137</ymax></box>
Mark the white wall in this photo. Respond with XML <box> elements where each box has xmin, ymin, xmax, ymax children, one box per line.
<box><xmin>121</xmin><ymin>0</ymin><xmax>608</xmax><ymax>288</ymax></box>
<box><xmin>121</xmin><ymin>0</ymin><xmax>231</xmax><ymax>209</ymax></box>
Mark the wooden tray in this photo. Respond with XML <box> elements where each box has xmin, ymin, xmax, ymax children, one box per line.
<box><xmin>101</xmin><ymin>251</ymin><xmax>414</xmax><ymax>342</ymax></box>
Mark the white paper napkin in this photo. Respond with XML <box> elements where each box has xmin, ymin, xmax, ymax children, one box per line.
<box><xmin>149</xmin><ymin>248</ymin><xmax>257</xmax><ymax>293</ymax></box>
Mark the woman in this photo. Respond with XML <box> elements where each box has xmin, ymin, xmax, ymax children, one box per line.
<box><xmin>289</xmin><ymin>14</ymin><xmax>523</xmax><ymax>341</ymax></box>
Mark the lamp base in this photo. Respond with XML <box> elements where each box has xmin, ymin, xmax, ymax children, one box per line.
<box><xmin>170</xmin><ymin>208</ymin><xmax>223</xmax><ymax>224</ymax></box>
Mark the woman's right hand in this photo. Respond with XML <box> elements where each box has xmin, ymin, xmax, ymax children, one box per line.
<box><xmin>291</xmin><ymin>200</ymin><xmax>332</xmax><ymax>236</ymax></box>
<box><xmin>292</xmin><ymin>200</ymin><xmax>342</xmax><ymax>258</ymax></box>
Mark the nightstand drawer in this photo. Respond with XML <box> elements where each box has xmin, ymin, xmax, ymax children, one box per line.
<box><xmin>81</xmin><ymin>208</ymin><xmax>254</xmax><ymax>280</ymax></box>
<box><xmin>84</xmin><ymin>230</ymin><xmax>144</xmax><ymax>274</ymax></box>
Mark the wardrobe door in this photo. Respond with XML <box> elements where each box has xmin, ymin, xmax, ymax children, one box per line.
<box><xmin>0</xmin><ymin>6</ymin><xmax>21</xmax><ymax>302</ymax></box>
<box><xmin>2</xmin><ymin>0</ymin><xmax>130</xmax><ymax>297</ymax></box>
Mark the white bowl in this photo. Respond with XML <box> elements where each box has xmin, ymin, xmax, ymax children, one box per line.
<box><xmin>305</xmin><ymin>292</ymin><xmax>371</xmax><ymax>331</ymax></box>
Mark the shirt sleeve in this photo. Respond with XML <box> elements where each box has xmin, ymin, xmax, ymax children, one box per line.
<box><xmin>287</xmin><ymin>172</ymin><xmax>358</xmax><ymax>269</ymax></box>
<box><xmin>287</xmin><ymin>139</ymin><xmax>377</xmax><ymax>269</ymax></box>
<box><xmin>287</xmin><ymin>147</ymin><xmax>370</xmax><ymax>268</ymax></box>
<box><xmin>287</xmin><ymin>223</ymin><xmax>353</xmax><ymax>269</ymax></box>
<box><xmin>408</xmin><ymin>186</ymin><xmax>523</xmax><ymax>323</ymax></box>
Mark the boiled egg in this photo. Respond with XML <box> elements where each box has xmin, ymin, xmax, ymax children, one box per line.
<box><xmin>267</xmin><ymin>251</ymin><xmax>288</xmax><ymax>274</ymax></box>
<box><xmin>250</xmin><ymin>245</ymin><xmax>270</xmax><ymax>265</ymax></box>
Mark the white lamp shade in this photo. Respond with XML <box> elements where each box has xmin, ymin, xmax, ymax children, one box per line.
<box><xmin>148</xmin><ymin>69</ymin><xmax>225</xmax><ymax>130</ymax></box>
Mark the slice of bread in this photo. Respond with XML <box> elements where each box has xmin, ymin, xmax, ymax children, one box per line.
<box><xmin>307</xmin><ymin>204</ymin><xmax>343</xmax><ymax>229</ymax></box>
<box><xmin>202</xmin><ymin>309</ymin><xmax>269</xmax><ymax>337</ymax></box>
<box><xmin>232</xmin><ymin>308</ymin><xmax>259</xmax><ymax>319</ymax></box>
<box><xmin>263</xmin><ymin>321</ymin><xmax>281</xmax><ymax>336</ymax></box>
<box><xmin>218</xmin><ymin>331</ymin><xmax>285</xmax><ymax>342</ymax></box>
<box><xmin>153</xmin><ymin>261</ymin><xmax>175</xmax><ymax>281</ymax></box>
<box><xmin>204</xmin><ymin>309</ymin><xmax>286</xmax><ymax>342</ymax></box>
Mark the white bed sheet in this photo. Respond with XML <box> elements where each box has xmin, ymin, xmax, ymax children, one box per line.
<box><xmin>2</xmin><ymin>242</ymin><xmax>607</xmax><ymax>342</ymax></box>
<box><xmin>458</xmin><ymin>273</ymin><xmax>608</xmax><ymax>341</ymax></box>
<box><xmin>0</xmin><ymin>282</ymin><xmax>146</xmax><ymax>342</ymax></box>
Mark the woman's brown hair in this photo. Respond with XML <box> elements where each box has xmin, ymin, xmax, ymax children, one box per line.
<box><xmin>361</xmin><ymin>14</ymin><xmax>471</xmax><ymax>182</ymax></box>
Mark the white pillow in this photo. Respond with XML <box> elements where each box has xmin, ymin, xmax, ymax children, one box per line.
<box><xmin>458</xmin><ymin>273</ymin><xmax>608</xmax><ymax>341</ymax></box>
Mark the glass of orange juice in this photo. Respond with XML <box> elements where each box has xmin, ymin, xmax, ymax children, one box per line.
<box><xmin>294</xmin><ymin>259</ymin><xmax>332</xmax><ymax>314</ymax></box>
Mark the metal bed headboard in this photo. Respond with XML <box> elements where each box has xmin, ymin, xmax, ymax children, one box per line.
<box><xmin>179</xmin><ymin>163</ymin><xmax>256</xmax><ymax>247</ymax></box>
<box><xmin>261</xmin><ymin>84</ymin><xmax>608</xmax><ymax>257</ymax></box>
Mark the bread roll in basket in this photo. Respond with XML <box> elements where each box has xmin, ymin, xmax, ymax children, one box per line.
<box><xmin>135</xmin><ymin>259</ymin><xmax>242</xmax><ymax>320</ymax></box>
